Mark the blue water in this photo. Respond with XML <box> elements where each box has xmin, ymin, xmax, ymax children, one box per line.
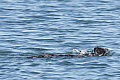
<box><xmin>0</xmin><ymin>0</ymin><xmax>120</xmax><ymax>80</ymax></box>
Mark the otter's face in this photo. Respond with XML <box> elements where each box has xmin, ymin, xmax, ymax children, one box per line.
<box><xmin>94</xmin><ymin>47</ymin><xmax>106</xmax><ymax>54</ymax></box>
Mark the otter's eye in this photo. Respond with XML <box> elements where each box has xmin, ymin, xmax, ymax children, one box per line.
<box><xmin>80</xmin><ymin>51</ymin><xmax>81</xmax><ymax>52</ymax></box>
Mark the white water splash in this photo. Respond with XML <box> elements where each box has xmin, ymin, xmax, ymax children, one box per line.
<box><xmin>72</xmin><ymin>49</ymin><xmax>80</xmax><ymax>54</ymax></box>
<box><xmin>107</xmin><ymin>48</ymin><xmax>112</xmax><ymax>50</ymax></box>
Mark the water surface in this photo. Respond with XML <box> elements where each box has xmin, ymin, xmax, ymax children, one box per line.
<box><xmin>0</xmin><ymin>0</ymin><xmax>120</xmax><ymax>80</ymax></box>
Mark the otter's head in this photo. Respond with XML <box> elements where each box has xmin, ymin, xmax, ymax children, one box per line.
<box><xmin>94</xmin><ymin>47</ymin><xmax>108</xmax><ymax>56</ymax></box>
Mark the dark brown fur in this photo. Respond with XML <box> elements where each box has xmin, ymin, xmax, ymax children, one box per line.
<box><xmin>94</xmin><ymin>47</ymin><xmax>109</xmax><ymax>56</ymax></box>
<box><xmin>28</xmin><ymin>47</ymin><xmax>110</xmax><ymax>58</ymax></box>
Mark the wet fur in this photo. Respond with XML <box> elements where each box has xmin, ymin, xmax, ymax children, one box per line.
<box><xmin>28</xmin><ymin>47</ymin><xmax>110</xmax><ymax>58</ymax></box>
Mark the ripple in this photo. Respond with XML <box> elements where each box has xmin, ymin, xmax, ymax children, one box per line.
<box><xmin>0</xmin><ymin>0</ymin><xmax>120</xmax><ymax>80</ymax></box>
<box><xmin>57</xmin><ymin>60</ymin><xmax>75</xmax><ymax>66</ymax></box>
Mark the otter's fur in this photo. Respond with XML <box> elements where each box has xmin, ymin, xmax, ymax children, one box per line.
<box><xmin>28</xmin><ymin>47</ymin><xmax>110</xmax><ymax>58</ymax></box>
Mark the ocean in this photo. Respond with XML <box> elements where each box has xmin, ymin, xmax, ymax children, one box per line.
<box><xmin>0</xmin><ymin>0</ymin><xmax>120</xmax><ymax>80</ymax></box>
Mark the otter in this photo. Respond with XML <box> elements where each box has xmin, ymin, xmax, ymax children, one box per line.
<box><xmin>28</xmin><ymin>47</ymin><xmax>110</xmax><ymax>58</ymax></box>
